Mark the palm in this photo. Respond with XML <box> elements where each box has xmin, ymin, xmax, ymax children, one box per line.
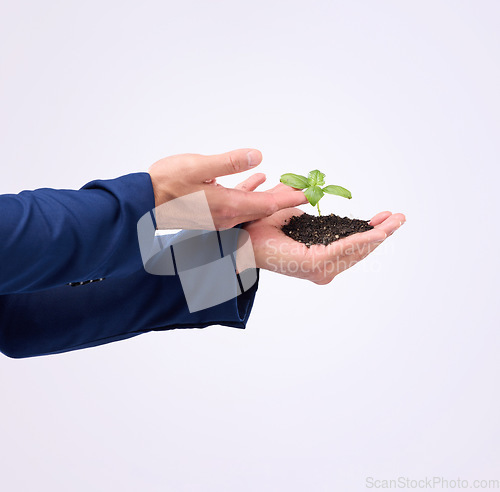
<box><xmin>243</xmin><ymin>207</ymin><xmax>405</xmax><ymax>284</ymax></box>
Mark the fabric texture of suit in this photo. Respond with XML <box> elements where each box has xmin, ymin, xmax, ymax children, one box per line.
<box><xmin>0</xmin><ymin>173</ymin><xmax>258</xmax><ymax>358</ymax></box>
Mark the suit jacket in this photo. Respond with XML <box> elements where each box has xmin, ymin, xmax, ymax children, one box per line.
<box><xmin>0</xmin><ymin>173</ymin><xmax>258</xmax><ymax>358</ymax></box>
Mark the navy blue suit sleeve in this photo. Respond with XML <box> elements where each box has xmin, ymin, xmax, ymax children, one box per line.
<box><xmin>0</xmin><ymin>173</ymin><xmax>155</xmax><ymax>294</ymax></box>
<box><xmin>0</xmin><ymin>173</ymin><xmax>259</xmax><ymax>358</ymax></box>
<box><xmin>0</xmin><ymin>267</ymin><xmax>259</xmax><ymax>359</ymax></box>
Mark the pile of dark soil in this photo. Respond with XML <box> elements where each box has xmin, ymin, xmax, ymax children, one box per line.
<box><xmin>281</xmin><ymin>213</ymin><xmax>373</xmax><ymax>247</ymax></box>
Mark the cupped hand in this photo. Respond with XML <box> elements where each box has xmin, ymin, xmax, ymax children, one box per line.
<box><xmin>240</xmin><ymin>184</ymin><xmax>405</xmax><ymax>284</ymax></box>
<box><xmin>148</xmin><ymin>149</ymin><xmax>307</xmax><ymax>230</ymax></box>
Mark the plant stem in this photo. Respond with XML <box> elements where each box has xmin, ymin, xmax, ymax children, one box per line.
<box><xmin>317</xmin><ymin>202</ymin><xmax>321</xmax><ymax>216</ymax></box>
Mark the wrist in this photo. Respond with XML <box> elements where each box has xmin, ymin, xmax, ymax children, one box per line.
<box><xmin>148</xmin><ymin>169</ymin><xmax>176</xmax><ymax>209</ymax></box>
<box><xmin>236</xmin><ymin>225</ymin><xmax>262</xmax><ymax>273</ymax></box>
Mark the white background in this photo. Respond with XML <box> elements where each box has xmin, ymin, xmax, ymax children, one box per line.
<box><xmin>1</xmin><ymin>1</ymin><xmax>499</xmax><ymax>490</ymax></box>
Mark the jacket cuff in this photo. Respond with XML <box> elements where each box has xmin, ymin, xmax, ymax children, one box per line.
<box><xmin>81</xmin><ymin>172</ymin><xmax>156</xmax><ymax>278</ymax></box>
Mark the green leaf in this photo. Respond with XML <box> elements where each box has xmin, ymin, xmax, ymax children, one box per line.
<box><xmin>322</xmin><ymin>185</ymin><xmax>352</xmax><ymax>199</ymax></box>
<box><xmin>280</xmin><ymin>173</ymin><xmax>310</xmax><ymax>190</ymax></box>
<box><xmin>307</xmin><ymin>170</ymin><xmax>325</xmax><ymax>186</ymax></box>
<box><xmin>304</xmin><ymin>185</ymin><xmax>324</xmax><ymax>206</ymax></box>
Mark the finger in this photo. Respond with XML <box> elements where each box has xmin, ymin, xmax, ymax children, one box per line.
<box><xmin>309</xmin><ymin>226</ymin><xmax>387</xmax><ymax>258</ymax></box>
<box><xmin>333</xmin><ymin>212</ymin><xmax>406</xmax><ymax>249</ymax></box>
<box><xmin>374</xmin><ymin>213</ymin><xmax>406</xmax><ymax>236</ymax></box>
<box><xmin>369</xmin><ymin>211</ymin><xmax>392</xmax><ymax>226</ymax></box>
<box><xmin>227</xmin><ymin>189</ymin><xmax>308</xmax><ymax>223</ymax></box>
<box><xmin>191</xmin><ymin>148</ymin><xmax>263</xmax><ymax>181</ymax></box>
<box><xmin>323</xmin><ymin>215</ymin><xmax>405</xmax><ymax>276</ymax></box>
<box><xmin>271</xmin><ymin>207</ymin><xmax>305</xmax><ymax>224</ymax></box>
<box><xmin>234</xmin><ymin>173</ymin><xmax>267</xmax><ymax>191</ymax></box>
<box><xmin>266</xmin><ymin>182</ymin><xmax>294</xmax><ymax>193</ymax></box>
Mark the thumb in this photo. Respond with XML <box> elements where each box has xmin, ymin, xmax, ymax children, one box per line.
<box><xmin>192</xmin><ymin>148</ymin><xmax>262</xmax><ymax>181</ymax></box>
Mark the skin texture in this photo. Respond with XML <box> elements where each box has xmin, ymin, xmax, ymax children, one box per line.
<box><xmin>148</xmin><ymin>149</ymin><xmax>308</xmax><ymax>230</ymax></box>
<box><xmin>149</xmin><ymin>148</ymin><xmax>405</xmax><ymax>284</ymax></box>
<box><xmin>237</xmin><ymin>181</ymin><xmax>406</xmax><ymax>285</ymax></box>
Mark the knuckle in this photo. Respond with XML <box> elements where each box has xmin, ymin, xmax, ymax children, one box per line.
<box><xmin>266</xmin><ymin>197</ymin><xmax>279</xmax><ymax>215</ymax></box>
<box><xmin>218</xmin><ymin>205</ymin><xmax>238</xmax><ymax>220</ymax></box>
<box><xmin>227</xmin><ymin>153</ymin><xmax>241</xmax><ymax>174</ymax></box>
<box><xmin>184</xmin><ymin>154</ymin><xmax>200</xmax><ymax>173</ymax></box>
<box><xmin>164</xmin><ymin>154</ymin><xmax>197</xmax><ymax>179</ymax></box>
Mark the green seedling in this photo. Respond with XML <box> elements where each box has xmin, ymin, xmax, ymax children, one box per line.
<box><xmin>280</xmin><ymin>170</ymin><xmax>351</xmax><ymax>216</ymax></box>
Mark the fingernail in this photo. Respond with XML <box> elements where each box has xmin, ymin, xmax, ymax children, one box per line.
<box><xmin>247</xmin><ymin>150</ymin><xmax>259</xmax><ymax>168</ymax></box>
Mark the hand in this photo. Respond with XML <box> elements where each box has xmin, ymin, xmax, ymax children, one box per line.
<box><xmin>148</xmin><ymin>149</ymin><xmax>307</xmax><ymax>230</ymax></box>
<box><xmin>240</xmin><ymin>185</ymin><xmax>406</xmax><ymax>284</ymax></box>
